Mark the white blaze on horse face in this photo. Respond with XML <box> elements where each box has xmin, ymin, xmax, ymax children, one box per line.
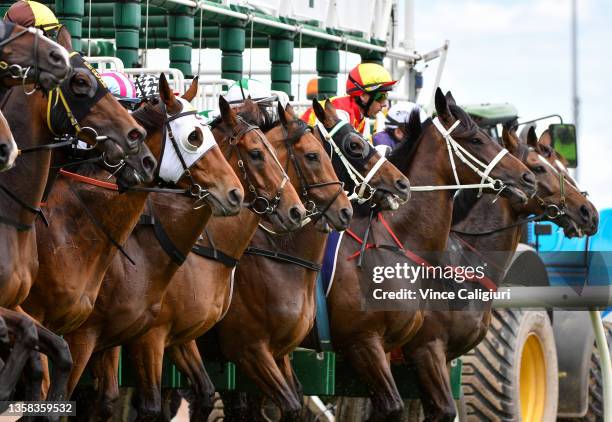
<box><xmin>158</xmin><ymin>97</ymin><xmax>217</xmax><ymax>183</ymax></box>
<box><xmin>0</xmin><ymin>114</ymin><xmax>17</xmax><ymax>171</ymax></box>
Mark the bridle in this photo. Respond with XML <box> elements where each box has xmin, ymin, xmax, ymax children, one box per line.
<box><xmin>0</xmin><ymin>25</ymin><xmax>42</xmax><ymax>94</ymax></box>
<box><xmin>280</xmin><ymin>118</ymin><xmax>344</xmax><ymax>222</ymax></box>
<box><xmin>409</xmin><ymin>117</ymin><xmax>507</xmax><ymax>195</ymax></box>
<box><xmin>222</xmin><ymin>115</ymin><xmax>289</xmax><ymax>215</ymax></box>
<box><xmin>315</xmin><ymin>119</ymin><xmax>391</xmax><ymax>205</ymax></box>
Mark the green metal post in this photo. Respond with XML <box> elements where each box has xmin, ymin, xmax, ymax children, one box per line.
<box><xmin>316</xmin><ymin>44</ymin><xmax>340</xmax><ymax>98</ymax></box>
<box><xmin>219</xmin><ymin>23</ymin><xmax>245</xmax><ymax>81</ymax></box>
<box><xmin>55</xmin><ymin>0</ymin><xmax>83</xmax><ymax>51</ymax></box>
<box><xmin>114</xmin><ymin>0</ymin><xmax>141</xmax><ymax>68</ymax></box>
<box><xmin>168</xmin><ymin>6</ymin><xmax>194</xmax><ymax>78</ymax></box>
<box><xmin>360</xmin><ymin>51</ymin><xmax>385</xmax><ymax>65</ymax></box>
<box><xmin>269</xmin><ymin>36</ymin><xmax>293</xmax><ymax>97</ymax></box>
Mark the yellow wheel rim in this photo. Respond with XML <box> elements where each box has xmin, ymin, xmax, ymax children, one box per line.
<box><xmin>519</xmin><ymin>334</ymin><xmax>547</xmax><ymax>421</ymax></box>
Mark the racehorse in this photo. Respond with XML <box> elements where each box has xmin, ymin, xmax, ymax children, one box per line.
<box><xmin>392</xmin><ymin>124</ymin><xmax>597</xmax><ymax>422</ymax></box>
<box><xmin>117</xmin><ymin>101</ymin><xmax>355</xmax><ymax>421</ymax></box>
<box><xmin>325</xmin><ymin>89</ymin><xmax>537</xmax><ymax>421</ymax></box>
<box><xmin>0</xmin><ymin>28</ymin><xmax>152</xmax><ymax>405</ymax></box>
<box><xmin>60</xmin><ymin>99</ymin><xmax>309</xmax><ymax>421</ymax></box>
<box><xmin>18</xmin><ymin>74</ymin><xmax>240</xmax><ymax>404</ymax></box>
<box><xmin>0</xmin><ymin>111</ymin><xmax>16</xmax><ymax>171</ymax></box>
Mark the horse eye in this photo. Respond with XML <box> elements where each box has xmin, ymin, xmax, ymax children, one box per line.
<box><xmin>249</xmin><ymin>150</ymin><xmax>264</xmax><ymax>160</ymax></box>
<box><xmin>470</xmin><ymin>138</ymin><xmax>483</xmax><ymax>145</ymax></box>
<box><xmin>533</xmin><ymin>165</ymin><xmax>546</xmax><ymax>174</ymax></box>
<box><xmin>305</xmin><ymin>152</ymin><xmax>319</xmax><ymax>162</ymax></box>
<box><xmin>349</xmin><ymin>141</ymin><xmax>360</xmax><ymax>151</ymax></box>
<box><xmin>187</xmin><ymin>130</ymin><xmax>203</xmax><ymax>148</ymax></box>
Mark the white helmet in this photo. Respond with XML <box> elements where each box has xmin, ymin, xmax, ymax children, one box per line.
<box><xmin>385</xmin><ymin>101</ymin><xmax>427</xmax><ymax>129</ymax></box>
<box><xmin>225</xmin><ymin>78</ymin><xmax>276</xmax><ymax>107</ymax></box>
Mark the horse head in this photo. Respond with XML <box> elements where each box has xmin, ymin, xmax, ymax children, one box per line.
<box><xmin>312</xmin><ymin>97</ymin><xmax>410</xmax><ymax>211</ymax></box>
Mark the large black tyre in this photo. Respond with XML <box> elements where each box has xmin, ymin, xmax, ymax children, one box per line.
<box><xmin>559</xmin><ymin>321</ymin><xmax>612</xmax><ymax>422</ymax></box>
<box><xmin>461</xmin><ymin>309</ymin><xmax>558</xmax><ymax>422</ymax></box>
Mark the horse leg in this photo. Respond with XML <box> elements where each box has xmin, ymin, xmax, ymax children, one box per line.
<box><xmin>167</xmin><ymin>341</ymin><xmax>215</xmax><ymax>421</ymax></box>
<box><xmin>276</xmin><ymin>354</ymin><xmax>304</xmax><ymax>422</ymax></box>
<box><xmin>0</xmin><ymin>308</ymin><xmax>39</xmax><ymax>400</ymax></box>
<box><xmin>409</xmin><ymin>341</ymin><xmax>456</xmax><ymax>422</ymax></box>
<box><xmin>126</xmin><ymin>331</ymin><xmax>165</xmax><ymax>421</ymax></box>
<box><xmin>89</xmin><ymin>347</ymin><xmax>121</xmax><ymax>422</ymax></box>
<box><xmin>235</xmin><ymin>347</ymin><xmax>302</xmax><ymax>420</ymax></box>
<box><xmin>35</xmin><ymin>323</ymin><xmax>74</xmax><ymax>403</ymax></box>
<box><xmin>343</xmin><ymin>339</ymin><xmax>403</xmax><ymax>422</ymax></box>
<box><xmin>23</xmin><ymin>350</ymin><xmax>43</xmax><ymax>401</ymax></box>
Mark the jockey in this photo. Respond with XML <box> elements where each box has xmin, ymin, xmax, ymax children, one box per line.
<box><xmin>99</xmin><ymin>71</ymin><xmax>142</xmax><ymax>110</ymax></box>
<box><xmin>3</xmin><ymin>0</ymin><xmax>62</xmax><ymax>39</ymax></box>
<box><xmin>301</xmin><ymin>62</ymin><xmax>398</xmax><ymax>136</ymax></box>
<box><xmin>373</xmin><ymin>101</ymin><xmax>427</xmax><ymax>149</ymax></box>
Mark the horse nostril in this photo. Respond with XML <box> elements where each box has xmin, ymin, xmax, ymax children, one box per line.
<box><xmin>579</xmin><ymin>205</ymin><xmax>591</xmax><ymax>221</ymax></box>
<box><xmin>142</xmin><ymin>156</ymin><xmax>156</xmax><ymax>174</ymax></box>
<box><xmin>522</xmin><ymin>172</ymin><xmax>536</xmax><ymax>186</ymax></box>
<box><xmin>340</xmin><ymin>207</ymin><xmax>353</xmax><ymax>225</ymax></box>
<box><xmin>228</xmin><ymin>188</ymin><xmax>243</xmax><ymax>207</ymax></box>
<box><xmin>395</xmin><ymin>177</ymin><xmax>410</xmax><ymax>192</ymax></box>
<box><xmin>289</xmin><ymin>205</ymin><xmax>305</xmax><ymax>224</ymax></box>
<box><xmin>49</xmin><ymin>49</ymin><xmax>64</xmax><ymax>66</ymax></box>
<box><xmin>127</xmin><ymin>128</ymin><xmax>145</xmax><ymax>149</ymax></box>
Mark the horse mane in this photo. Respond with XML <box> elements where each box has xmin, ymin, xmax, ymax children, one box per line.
<box><xmin>388</xmin><ymin>108</ymin><xmax>425</xmax><ymax>172</ymax></box>
<box><xmin>131</xmin><ymin>99</ymin><xmax>165</xmax><ymax>133</ymax></box>
<box><xmin>448</xmin><ymin>104</ymin><xmax>479</xmax><ymax>138</ymax></box>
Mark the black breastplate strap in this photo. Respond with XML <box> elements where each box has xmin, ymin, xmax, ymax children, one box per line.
<box><xmin>243</xmin><ymin>246</ymin><xmax>321</xmax><ymax>272</ymax></box>
<box><xmin>191</xmin><ymin>243</ymin><xmax>239</xmax><ymax>268</ymax></box>
<box><xmin>138</xmin><ymin>213</ymin><xmax>186</xmax><ymax>265</ymax></box>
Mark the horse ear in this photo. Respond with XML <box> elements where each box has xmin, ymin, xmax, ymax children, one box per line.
<box><xmin>278</xmin><ymin>102</ymin><xmax>288</xmax><ymax>128</ymax></box>
<box><xmin>242</xmin><ymin>97</ymin><xmax>259</xmax><ymax>115</ymax></box>
<box><xmin>158</xmin><ymin>73</ymin><xmax>174</xmax><ymax>108</ymax></box>
<box><xmin>527</xmin><ymin>126</ymin><xmax>539</xmax><ymax>148</ymax></box>
<box><xmin>539</xmin><ymin>129</ymin><xmax>552</xmax><ymax>147</ymax></box>
<box><xmin>501</xmin><ymin>126</ymin><xmax>519</xmax><ymax>154</ymax></box>
<box><xmin>445</xmin><ymin>91</ymin><xmax>457</xmax><ymax>106</ymax></box>
<box><xmin>284</xmin><ymin>102</ymin><xmax>295</xmax><ymax>118</ymax></box>
<box><xmin>183</xmin><ymin>76</ymin><xmax>199</xmax><ymax>102</ymax></box>
<box><xmin>56</xmin><ymin>26</ymin><xmax>73</xmax><ymax>50</ymax></box>
<box><xmin>312</xmin><ymin>98</ymin><xmax>326</xmax><ymax>123</ymax></box>
<box><xmin>323</xmin><ymin>96</ymin><xmax>336</xmax><ymax>114</ymax></box>
<box><xmin>219</xmin><ymin>96</ymin><xmax>237</xmax><ymax>127</ymax></box>
<box><xmin>435</xmin><ymin>88</ymin><xmax>451</xmax><ymax>120</ymax></box>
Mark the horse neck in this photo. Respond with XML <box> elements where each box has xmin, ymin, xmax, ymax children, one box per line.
<box><xmin>386</xmin><ymin>135</ymin><xmax>457</xmax><ymax>251</ymax></box>
<box><xmin>451</xmin><ymin>196</ymin><xmax>523</xmax><ymax>279</ymax></box>
<box><xmin>205</xmin><ymin>208</ymin><xmax>261</xmax><ymax>259</ymax></box>
<box><xmin>0</xmin><ymin>88</ymin><xmax>52</xmax><ymax>227</ymax></box>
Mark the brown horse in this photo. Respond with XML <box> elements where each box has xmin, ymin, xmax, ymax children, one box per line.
<box><xmin>118</xmin><ymin>101</ymin><xmax>355</xmax><ymax>421</ymax></box>
<box><xmin>390</xmin><ymin>125</ymin><xmax>597</xmax><ymax>422</ymax></box>
<box><xmin>18</xmin><ymin>75</ymin><xmax>241</xmax><ymax>403</ymax></box>
<box><xmin>0</xmin><ymin>39</ymin><xmax>153</xmax><ymax>404</ymax></box>
<box><xmin>61</xmin><ymin>100</ymin><xmax>307</xmax><ymax>420</ymax></box>
<box><xmin>324</xmin><ymin>89</ymin><xmax>536</xmax><ymax>421</ymax></box>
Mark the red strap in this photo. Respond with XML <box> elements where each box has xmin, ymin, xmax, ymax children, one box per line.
<box><xmin>59</xmin><ymin>169</ymin><xmax>119</xmax><ymax>191</ymax></box>
<box><xmin>378</xmin><ymin>213</ymin><xmax>404</xmax><ymax>250</ymax></box>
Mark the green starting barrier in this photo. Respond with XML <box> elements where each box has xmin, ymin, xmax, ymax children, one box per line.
<box><xmin>78</xmin><ymin>348</ymin><xmax>461</xmax><ymax>401</ymax></box>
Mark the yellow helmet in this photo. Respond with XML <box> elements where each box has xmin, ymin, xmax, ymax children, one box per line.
<box><xmin>4</xmin><ymin>1</ymin><xmax>61</xmax><ymax>34</ymax></box>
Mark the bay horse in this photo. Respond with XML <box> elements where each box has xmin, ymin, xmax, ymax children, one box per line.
<box><xmin>118</xmin><ymin>101</ymin><xmax>356</xmax><ymax>421</ymax></box>
<box><xmin>392</xmin><ymin>124</ymin><xmax>597</xmax><ymax>422</ymax></box>
<box><xmin>61</xmin><ymin>99</ymin><xmax>309</xmax><ymax>420</ymax></box>
<box><xmin>0</xmin><ymin>33</ymin><xmax>153</xmax><ymax>404</ymax></box>
<box><xmin>324</xmin><ymin>88</ymin><xmax>537</xmax><ymax>421</ymax></box>
<box><xmin>18</xmin><ymin>74</ymin><xmax>242</xmax><ymax>402</ymax></box>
